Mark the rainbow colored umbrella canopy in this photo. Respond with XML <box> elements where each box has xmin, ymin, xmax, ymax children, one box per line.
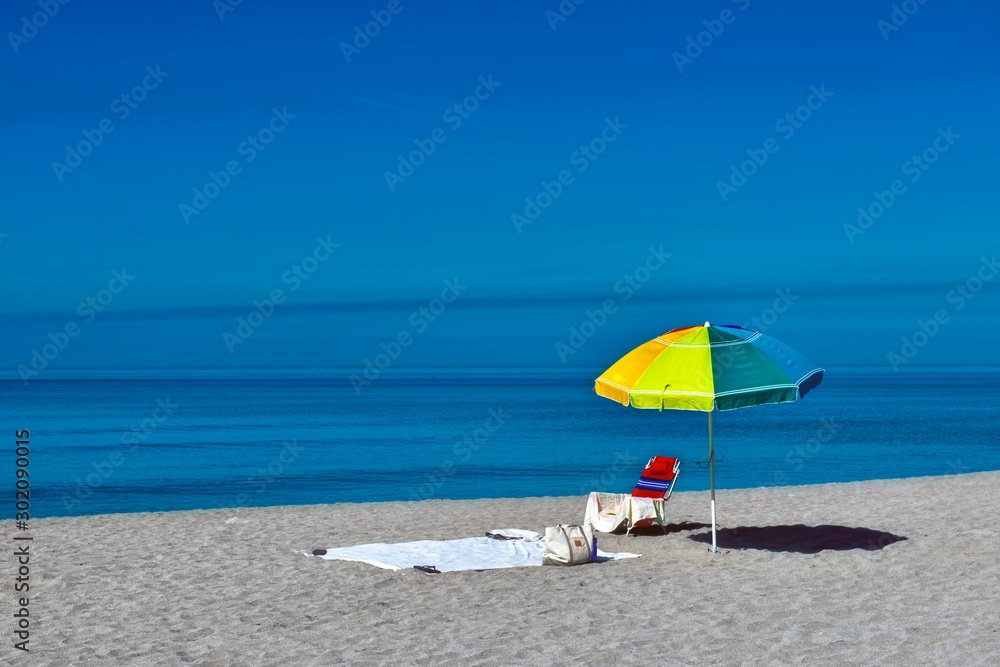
<box><xmin>595</xmin><ymin>322</ymin><xmax>824</xmax><ymax>553</ymax></box>
<box><xmin>595</xmin><ymin>322</ymin><xmax>823</xmax><ymax>412</ymax></box>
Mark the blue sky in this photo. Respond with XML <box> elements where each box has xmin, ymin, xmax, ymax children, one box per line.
<box><xmin>2</xmin><ymin>0</ymin><xmax>999</xmax><ymax>376</ymax></box>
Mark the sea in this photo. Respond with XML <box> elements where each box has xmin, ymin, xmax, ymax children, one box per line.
<box><xmin>3</xmin><ymin>368</ymin><xmax>998</xmax><ymax>518</ymax></box>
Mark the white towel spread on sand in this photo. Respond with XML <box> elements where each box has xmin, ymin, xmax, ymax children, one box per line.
<box><xmin>584</xmin><ymin>492</ymin><xmax>667</xmax><ymax>533</ymax></box>
<box><xmin>298</xmin><ymin>530</ymin><xmax>640</xmax><ymax>572</ymax></box>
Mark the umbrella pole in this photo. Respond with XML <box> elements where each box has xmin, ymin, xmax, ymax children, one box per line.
<box><xmin>709</xmin><ymin>410</ymin><xmax>718</xmax><ymax>553</ymax></box>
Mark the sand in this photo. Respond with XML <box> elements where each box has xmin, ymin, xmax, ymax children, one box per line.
<box><xmin>4</xmin><ymin>471</ymin><xmax>999</xmax><ymax>666</ymax></box>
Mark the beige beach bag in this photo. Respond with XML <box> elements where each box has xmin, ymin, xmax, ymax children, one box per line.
<box><xmin>543</xmin><ymin>524</ymin><xmax>595</xmax><ymax>565</ymax></box>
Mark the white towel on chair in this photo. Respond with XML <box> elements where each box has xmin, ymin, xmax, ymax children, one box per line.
<box><xmin>584</xmin><ymin>492</ymin><xmax>667</xmax><ymax>533</ymax></box>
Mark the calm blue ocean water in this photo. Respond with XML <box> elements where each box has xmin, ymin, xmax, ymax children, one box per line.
<box><xmin>3</xmin><ymin>370</ymin><xmax>999</xmax><ymax>518</ymax></box>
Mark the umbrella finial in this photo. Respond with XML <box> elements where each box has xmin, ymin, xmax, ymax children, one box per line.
<box><xmin>704</xmin><ymin>321</ymin><xmax>710</xmax><ymax>327</ymax></box>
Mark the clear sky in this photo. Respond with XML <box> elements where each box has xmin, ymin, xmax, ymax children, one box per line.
<box><xmin>2</xmin><ymin>0</ymin><xmax>999</xmax><ymax>376</ymax></box>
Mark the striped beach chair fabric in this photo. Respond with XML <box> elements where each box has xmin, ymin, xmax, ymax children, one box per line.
<box><xmin>631</xmin><ymin>456</ymin><xmax>680</xmax><ymax>499</ymax></box>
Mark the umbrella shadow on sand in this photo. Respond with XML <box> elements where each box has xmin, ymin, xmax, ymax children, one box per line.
<box><xmin>688</xmin><ymin>525</ymin><xmax>907</xmax><ymax>554</ymax></box>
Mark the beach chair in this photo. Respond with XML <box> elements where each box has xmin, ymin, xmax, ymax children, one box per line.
<box><xmin>584</xmin><ymin>456</ymin><xmax>680</xmax><ymax>534</ymax></box>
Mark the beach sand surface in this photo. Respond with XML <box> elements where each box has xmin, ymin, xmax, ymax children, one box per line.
<box><xmin>4</xmin><ymin>471</ymin><xmax>999</xmax><ymax>666</ymax></box>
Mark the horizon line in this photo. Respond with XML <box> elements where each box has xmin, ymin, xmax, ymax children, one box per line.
<box><xmin>2</xmin><ymin>365</ymin><xmax>998</xmax><ymax>382</ymax></box>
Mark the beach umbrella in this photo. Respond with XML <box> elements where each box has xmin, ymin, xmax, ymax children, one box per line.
<box><xmin>594</xmin><ymin>322</ymin><xmax>824</xmax><ymax>553</ymax></box>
